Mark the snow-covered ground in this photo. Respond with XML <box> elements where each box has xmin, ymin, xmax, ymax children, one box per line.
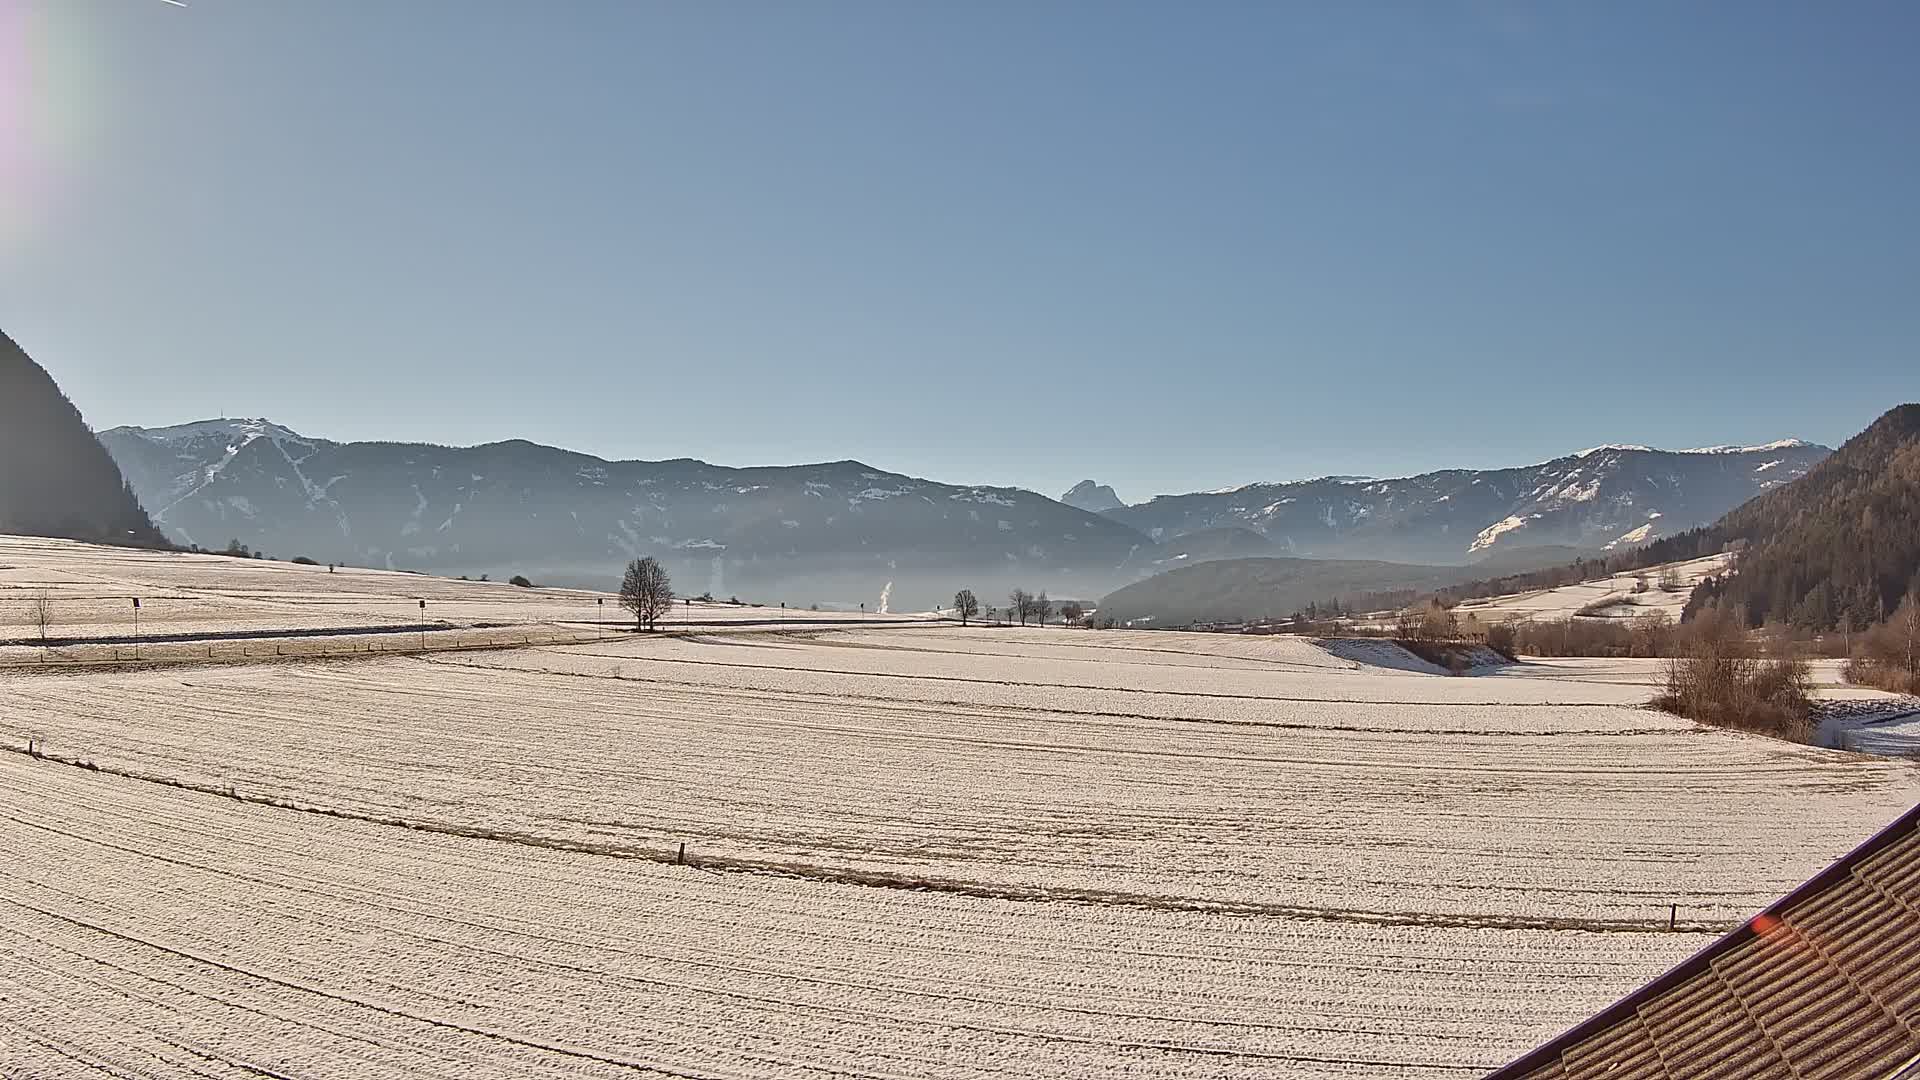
<box><xmin>3</xmin><ymin>544</ymin><xmax>1918</xmax><ymax>1078</ymax></box>
<box><xmin>1449</xmin><ymin>553</ymin><xmax>1732</xmax><ymax>624</ymax></box>
<box><xmin>1816</xmin><ymin>697</ymin><xmax>1920</xmax><ymax>756</ymax></box>
<box><xmin>0</xmin><ymin>535</ymin><xmax>934</xmax><ymax>660</ymax></box>
<box><xmin>1316</xmin><ymin>637</ymin><xmax>1511</xmax><ymax>674</ymax></box>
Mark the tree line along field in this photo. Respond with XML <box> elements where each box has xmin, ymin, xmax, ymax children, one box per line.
<box><xmin>4</xmin><ymin>542</ymin><xmax>1920</xmax><ymax>1079</ymax></box>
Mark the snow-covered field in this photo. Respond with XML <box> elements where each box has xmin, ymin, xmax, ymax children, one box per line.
<box><xmin>1449</xmin><ymin>553</ymin><xmax>1731</xmax><ymax>624</ymax></box>
<box><xmin>0</xmin><ymin>535</ymin><xmax>931</xmax><ymax>661</ymax></box>
<box><xmin>3</xmin><ymin>541</ymin><xmax>1919</xmax><ymax>1078</ymax></box>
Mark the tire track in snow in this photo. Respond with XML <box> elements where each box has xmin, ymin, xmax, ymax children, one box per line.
<box><xmin>0</xmin><ymin>747</ymin><xmax>1735</xmax><ymax>937</ymax></box>
<box><xmin>0</xmin><ymin>894</ymin><xmax>728</xmax><ymax>1080</ymax></box>
<box><xmin>510</xmin><ymin>645</ymin><xmax>1638</xmax><ymax>709</ymax></box>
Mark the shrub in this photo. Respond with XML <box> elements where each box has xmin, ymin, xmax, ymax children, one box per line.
<box><xmin>1484</xmin><ymin>622</ymin><xmax>1518</xmax><ymax>661</ymax></box>
<box><xmin>509</xmin><ymin>575</ymin><xmax>533</xmax><ymax>588</ymax></box>
<box><xmin>1396</xmin><ymin>639</ymin><xmax>1480</xmax><ymax>673</ymax></box>
<box><xmin>1395</xmin><ymin>599</ymin><xmax>1457</xmax><ymax>641</ymax></box>
<box><xmin>1845</xmin><ymin>657</ymin><xmax>1920</xmax><ymax>695</ymax></box>
<box><xmin>291</xmin><ymin>556</ymin><xmax>319</xmax><ymax>566</ymax></box>
<box><xmin>1653</xmin><ymin>611</ymin><xmax>1814</xmax><ymax>741</ymax></box>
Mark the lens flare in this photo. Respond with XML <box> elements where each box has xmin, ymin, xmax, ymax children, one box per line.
<box><xmin>0</xmin><ymin>6</ymin><xmax>32</xmax><ymax>252</ymax></box>
<box><xmin>1</xmin><ymin>5</ymin><xmax>107</xmax><ymax>260</ymax></box>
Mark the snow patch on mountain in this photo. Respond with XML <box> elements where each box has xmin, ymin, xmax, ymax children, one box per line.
<box><xmin>1573</xmin><ymin>438</ymin><xmax>1809</xmax><ymax>458</ymax></box>
<box><xmin>952</xmin><ymin>491</ymin><xmax>1016</xmax><ymax>507</ymax></box>
<box><xmin>1608</xmin><ymin>522</ymin><xmax>1656</xmax><ymax>548</ymax></box>
<box><xmin>1680</xmin><ymin>439</ymin><xmax>1813</xmax><ymax>454</ymax></box>
<box><xmin>1574</xmin><ymin>444</ymin><xmax>1657</xmax><ymax>457</ymax></box>
<box><xmin>1470</xmin><ymin>514</ymin><xmax>1534</xmax><ymax>553</ymax></box>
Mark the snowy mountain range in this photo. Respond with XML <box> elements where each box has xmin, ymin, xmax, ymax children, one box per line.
<box><xmin>1084</xmin><ymin>440</ymin><xmax>1830</xmax><ymax>566</ymax></box>
<box><xmin>99</xmin><ymin>420</ymin><xmax>1148</xmax><ymax>610</ymax></box>
<box><xmin>100</xmin><ymin>420</ymin><xmax>1829</xmax><ymax>606</ymax></box>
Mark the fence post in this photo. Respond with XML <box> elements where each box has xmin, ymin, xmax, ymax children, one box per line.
<box><xmin>677</xmin><ymin>843</ymin><xmax>686</xmax><ymax>866</ymax></box>
<box><xmin>1669</xmin><ymin>904</ymin><xmax>1677</xmax><ymax>930</ymax></box>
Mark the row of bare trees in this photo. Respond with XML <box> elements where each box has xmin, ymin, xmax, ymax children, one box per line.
<box><xmin>1008</xmin><ymin>589</ymin><xmax>1048</xmax><ymax>626</ymax></box>
<box><xmin>950</xmin><ymin>588</ymin><xmax>1086</xmax><ymax>628</ymax></box>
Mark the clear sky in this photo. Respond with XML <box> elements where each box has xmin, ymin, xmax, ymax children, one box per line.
<box><xmin>3</xmin><ymin>2</ymin><xmax>1915</xmax><ymax>502</ymax></box>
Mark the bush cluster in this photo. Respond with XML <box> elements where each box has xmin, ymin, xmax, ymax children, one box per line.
<box><xmin>1653</xmin><ymin>611</ymin><xmax>1814</xmax><ymax>741</ymax></box>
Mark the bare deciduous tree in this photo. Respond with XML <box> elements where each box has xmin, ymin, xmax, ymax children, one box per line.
<box><xmin>1008</xmin><ymin>588</ymin><xmax>1030</xmax><ymax>627</ymax></box>
<box><xmin>30</xmin><ymin>591</ymin><xmax>52</xmax><ymax>645</ymax></box>
<box><xmin>953</xmin><ymin>589</ymin><xmax>980</xmax><ymax>626</ymax></box>
<box><xmin>1896</xmin><ymin>591</ymin><xmax>1920</xmax><ymax>678</ymax></box>
<box><xmin>1419</xmin><ymin>600</ymin><xmax>1458</xmax><ymax>642</ymax></box>
<box><xmin>1393</xmin><ymin>606</ymin><xmax>1423</xmax><ymax>639</ymax></box>
<box><xmin>1034</xmin><ymin>590</ymin><xmax>1048</xmax><ymax>627</ymax></box>
<box><xmin>1059</xmin><ymin>600</ymin><xmax>1085</xmax><ymax>627</ymax></box>
<box><xmin>619</xmin><ymin>557</ymin><xmax>674</xmax><ymax>631</ymax></box>
<box><xmin>1629</xmin><ymin>611</ymin><xmax>1674</xmax><ymax>658</ymax></box>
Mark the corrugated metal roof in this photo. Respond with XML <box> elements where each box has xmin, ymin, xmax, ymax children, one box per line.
<box><xmin>1487</xmin><ymin>803</ymin><xmax>1920</xmax><ymax>1080</ymax></box>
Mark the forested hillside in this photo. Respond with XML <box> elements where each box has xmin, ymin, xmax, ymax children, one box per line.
<box><xmin>1678</xmin><ymin>404</ymin><xmax>1920</xmax><ymax>629</ymax></box>
<box><xmin>1276</xmin><ymin>406</ymin><xmax>1919</xmax><ymax>633</ymax></box>
<box><xmin>0</xmin><ymin>331</ymin><xmax>166</xmax><ymax>547</ymax></box>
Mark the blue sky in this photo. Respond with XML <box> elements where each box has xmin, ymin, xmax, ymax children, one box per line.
<box><xmin>3</xmin><ymin>2</ymin><xmax>1915</xmax><ymax>502</ymax></box>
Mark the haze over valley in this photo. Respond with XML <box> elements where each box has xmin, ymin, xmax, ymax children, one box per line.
<box><xmin>99</xmin><ymin>410</ymin><xmax>1829</xmax><ymax>612</ymax></box>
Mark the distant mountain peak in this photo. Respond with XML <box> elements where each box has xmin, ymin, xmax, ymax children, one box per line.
<box><xmin>1572</xmin><ymin>444</ymin><xmax>1658</xmax><ymax>457</ymax></box>
<box><xmin>113</xmin><ymin>417</ymin><xmax>312</xmax><ymax>446</ymax></box>
<box><xmin>1060</xmin><ymin>479</ymin><xmax>1124</xmax><ymax>513</ymax></box>
<box><xmin>1572</xmin><ymin>438</ymin><xmax>1816</xmax><ymax>458</ymax></box>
